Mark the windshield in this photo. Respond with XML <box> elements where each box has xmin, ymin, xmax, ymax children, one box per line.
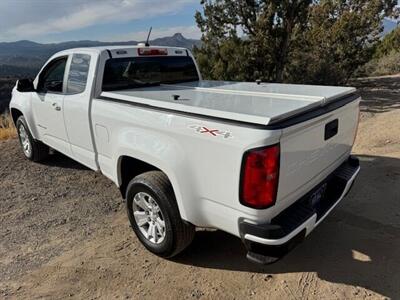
<box><xmin>102</xmin><ymin>56</ymin><xmax>199</xmax><ymax>91</ymax></box>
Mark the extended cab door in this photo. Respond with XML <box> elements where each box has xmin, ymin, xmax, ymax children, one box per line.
<box><xmin>63</xmin><ymin>53</ymin><xmax>98</xmax><ymax>170</ymax></box>
<box><xmin>32</xmin><ymin>55</ymin><xmax>71</xmax><ymax>156</ymax></box>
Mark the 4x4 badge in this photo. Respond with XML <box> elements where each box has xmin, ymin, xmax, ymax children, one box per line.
<box><xmin>189</xmin><ymin>125</ymin><xmax>233</xmax><ymax>139</ymax></box>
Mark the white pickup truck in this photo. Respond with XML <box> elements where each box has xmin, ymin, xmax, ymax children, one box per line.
<box><xmin>10</xmin><ymin>45</ymin><xmax>360</xmax><ymax>264</ymax></box>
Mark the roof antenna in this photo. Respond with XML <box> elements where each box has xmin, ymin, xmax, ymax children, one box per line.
<box><xmin>145</xmin><ymin>27</ymin><xmax>152</xmax><ymax>46</ymax></box>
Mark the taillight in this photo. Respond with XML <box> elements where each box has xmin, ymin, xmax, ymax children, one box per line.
<box><xmin>138</xmin><ymin>48</ymin><xmax>168</xmax><ymax>56</ymax></box>
<box><xmin>240</xmin><ymin>144</ymin><xmax>280</xmax><ymax>209</ymax></box>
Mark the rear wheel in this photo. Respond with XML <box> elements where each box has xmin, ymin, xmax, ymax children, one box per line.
<box><xmin>126</xmin><ymin>171</ymin><xmax>195</xmax><ymax>257</ymax></box>
<box><xmin>16</xmin><ymin>116</ymin><xmax>49</xmax><ymax>162</ymax></box>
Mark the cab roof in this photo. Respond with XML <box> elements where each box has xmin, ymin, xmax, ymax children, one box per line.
<box><xmin>54</xmin><ymin>45</ymin><xmax>190</xmax><ymax>57</ymax></box>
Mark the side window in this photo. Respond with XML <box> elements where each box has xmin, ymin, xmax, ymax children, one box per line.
<box><xmin>66</xmin><ymin>54</ymin><xmax>91</xmax><ymax>94</ymax></box>
<box><xmin>37</xmin><ymin>56</ymin><xmax>68</xmax><ymax>93</ymax></box>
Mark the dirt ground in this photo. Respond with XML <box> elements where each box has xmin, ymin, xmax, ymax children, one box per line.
<box><xmin>0</xmin><ymin>76</ymin><xmax>399</xmax><ymax>300</ymax></box>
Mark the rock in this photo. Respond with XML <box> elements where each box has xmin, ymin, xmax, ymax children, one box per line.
<box><xmin>264</xmin><ymin>274</ymin><xmax>273</xmax><ymax>281</ymax></box>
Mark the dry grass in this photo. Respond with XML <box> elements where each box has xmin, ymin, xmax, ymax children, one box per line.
<box><xmin>0</xmin><ymin>113</ymin><xmax>17</xmax><ymax>140</ymax></box>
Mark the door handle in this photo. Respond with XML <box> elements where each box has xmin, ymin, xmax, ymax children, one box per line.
<box><xmin>52</xmin><ymin>102</ymin><xmax>61</xmax><ymax>111</ymax></box>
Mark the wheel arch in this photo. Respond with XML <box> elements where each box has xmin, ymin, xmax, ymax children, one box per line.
<box><xmin>118</xmin><ymin>155</ymin><xmax>160</xmax><ymax>197</ymax></box>
<box><xmin>9</xmin><ymin>94</ymin><xmax>40</xmax><ymax>140</ymax></box>
<box><xmin>116</xmin><ymin>154</ymin><xmax>189</xmax><ymax>221</ymax></box>
<box><xmin>10</xmin><ymin>108</ymin><xmax>23</xmax><ymax>125</ymax></box>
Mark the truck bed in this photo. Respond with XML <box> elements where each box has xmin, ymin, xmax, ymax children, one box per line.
<box><xmin>100</xmin><ymin>80</ymin><xmax>356</xmax><ymax>126</ymax></box>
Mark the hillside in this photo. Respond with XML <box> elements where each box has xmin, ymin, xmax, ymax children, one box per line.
<box><xmin>357</xmin><ymin>26</ymin><xmax>400</xmax><ymax>77</ymax></box>
<box><xmin>0</xmin><ymin>78</ymin><xmax>16</xmax><ymax>113</ymax></box>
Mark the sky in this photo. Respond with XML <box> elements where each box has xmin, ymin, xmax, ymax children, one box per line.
<box><xmin>0</xmin><ymin>0</ymin><xmax>202</xmax><ymax>43</ymax></box>
<box><xmin>0</xmin><ymin>0</ymin><xmax>398</xmax><ymax>44</ymax></box>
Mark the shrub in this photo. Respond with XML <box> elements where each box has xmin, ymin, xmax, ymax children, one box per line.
<box><xmin>0</xmin><ymin>113</ymin><xmax>16</xmax><ymax>140</ymax></box>
<box><xmin>361</xmin><ymin>50</ymin><xmax>400</xmax><ymax>77</ymax></box>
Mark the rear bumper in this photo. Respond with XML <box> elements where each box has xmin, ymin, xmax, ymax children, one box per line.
<box><xmin>239</xmin><ymin>156</ymin><xmax>360</xmax><ymax>264</ymax></box>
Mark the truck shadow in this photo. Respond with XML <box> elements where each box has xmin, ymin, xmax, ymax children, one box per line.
<box><xmin>40</xmin><ymin>151</ymin><xmax>89</xmax><ymax>170</ymax></box>
<box><xmin>352</xmin><ymin>76</ymin><xmax>400</xmax><ymax>114</ymax></box>
<box><xmin>174</xmin><ymin>155</ymin><xmax>400</xmax><ymax>298</ymax></box>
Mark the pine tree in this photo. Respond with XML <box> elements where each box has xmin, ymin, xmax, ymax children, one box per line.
<box><xmin>195</xmin><ymin>0</ymin><xmax>398</xmax><ymax>85</ymax></box>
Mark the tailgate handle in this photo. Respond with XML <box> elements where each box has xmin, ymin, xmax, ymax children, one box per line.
<box><xmin>325</xmin><ymin>119</ymin><xmax>338</xmax><ymax>140</ymax></box>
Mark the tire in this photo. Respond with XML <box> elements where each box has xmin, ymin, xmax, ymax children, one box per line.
<box><xmin>126</xmin><ymin>171</ymin><xmax>195</xmax><ymax>258</ymax></box>
<box><xmin>16</xmin><ymin>116</ymin><xmax>49</xmax><ymax>162</ymax></box>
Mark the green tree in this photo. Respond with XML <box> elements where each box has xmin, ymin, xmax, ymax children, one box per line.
<box><xmin>374</xmin><ymin>25</ymin><xmax>400</xmax><ymax>58</ymax></box>
<box><xmin>195</xmin><ymin>0</ymin><xmax>398</xmax><ymax>85</ymax></box>
<box><xmin>194</xmin><ymin>0</ymin><xmax>312</xmax><ymax>82</ymax></box>
<box><xmin>355</xmin><ymin>26</ymin><xmax>400</xmax><ymax>77</ymax></box>
<box><xmin>289</xmin><ymin>0</ymin><xmax>398</xmax><ymax>84</ymax></box>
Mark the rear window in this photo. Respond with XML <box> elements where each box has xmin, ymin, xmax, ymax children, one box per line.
<box><xmin>102</xmin><ymin>56</ymin><xmax>199</xmax><ymax>91</ymax></box>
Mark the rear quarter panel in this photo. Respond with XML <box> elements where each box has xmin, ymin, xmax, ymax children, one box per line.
<box><xmin>91</xmin><ymin>99</ymin><xmax>281</xmax><ymax>236</ymax></box>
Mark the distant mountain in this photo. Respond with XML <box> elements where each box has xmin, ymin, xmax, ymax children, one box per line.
<box><xmin>0</xmin><ymin>33</ymin><xmax>201</xmax><ymax>77</ymax></box>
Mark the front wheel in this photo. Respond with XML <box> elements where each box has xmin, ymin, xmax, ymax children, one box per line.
<box><xmin>16</xmin><ymin>116</ymin><xmax>49</xmax><ymax>162</ymax></box>
<box><xmin>126</xmin><ymin>171</ymin><xmax>195</xmax><ymax>257</ymax></box>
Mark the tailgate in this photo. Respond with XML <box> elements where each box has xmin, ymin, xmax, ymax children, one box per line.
<box><xmin>277</xmin><ymin>97</ymin><xmax>360</xmax><ymax>204</ymax></box>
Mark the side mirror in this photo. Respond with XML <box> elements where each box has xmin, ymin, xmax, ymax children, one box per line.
<box><xmin>17</xmin><ymin>78</ymin><xmax>35</xmax><ymax>93</ymax></box>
